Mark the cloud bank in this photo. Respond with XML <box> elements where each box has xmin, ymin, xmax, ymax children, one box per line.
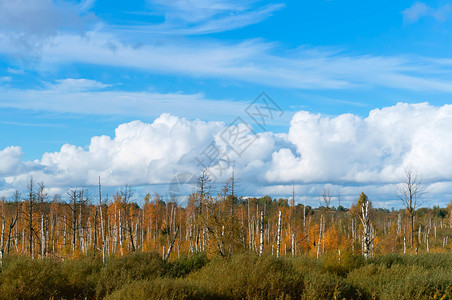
<box><xmin>2</xmin><ymin>102</ymin><xmax>452</xmax><ymax>206</ymax></box>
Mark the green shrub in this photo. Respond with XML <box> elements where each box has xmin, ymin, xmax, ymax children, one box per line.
<box><xmin>302</xmin><ymin>271</ymin><xmax>361</xmax><ymax>300</ymax></box>
<box><xmin>290</xmin><ymin>254</ymin><xmax>363</xmax><ymax>299</ymax></box>
<box><xmin>190</xmin><ymin>253</ymin><xmax>304</xmax><ymax>299</ymax></box>
<box><xmin>322</xmin><ymin>251</ymin><xmax>366</xmax><ymax>277</ymax></box>
<box><xmin>106</xmin><ymin>278</ymin><xmax>219</xmax><ymax>300</ymax></box>
<box><xmin>370</xmin><ymin>253</ymin><xmax>452</xmax><ymax>270</ymax></box>
<box><xmin>0</xmin><ymin>256</ymin><xmax>65</xmax><ymax>300</ymax></box>
<box><xmin>60</xmin><ymin>255</ymin><xmax>103</xmax><ymax>299</ymax></box>
<box><xmin>347</xmin><ymin>263</ymin><xmax>452</xmax><ymax>299</ymax></box>
<box><xmin>168</xmin><ymin>252</ymin><xmax>209</xmax><ymax>278</ymax></box>
<box><xmin>96</xmin><ymin>252</ymin><xmax>168</xmax><ymax>298</ymax></box>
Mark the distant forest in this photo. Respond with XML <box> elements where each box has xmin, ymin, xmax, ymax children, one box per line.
<box><xmin>1</xmin><ymin>168</ymin><xmax>452</xmax><ymax>299</ymax></box>
<box><xmin>0</xmin><ymin>167</ymin><xmax>449</xmax><ymax>262</ymax></box>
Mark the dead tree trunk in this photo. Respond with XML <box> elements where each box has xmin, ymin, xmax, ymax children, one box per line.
<box><xmin>99</xmin><ymin>177</ymin><xmax>106</xmax><ymax>263</ymax></box>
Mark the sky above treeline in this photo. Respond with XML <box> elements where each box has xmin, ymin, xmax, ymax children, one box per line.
<box><xmin>1</xmin><ymin>0</ymin><xmax>452</xmax><ymax>208</ymax></box>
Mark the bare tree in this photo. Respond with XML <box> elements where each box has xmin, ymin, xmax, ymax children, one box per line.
<box><xmin>120</xmin><ymin>185</ymin><xmax>137</xmax><ymax>252</ymax></box>
<box><xmin>37</xmin><ymin>182</ymin><xmax>48</xmax><ymax>259</ymax></box>
<box><xmin>65</xmin><ymin>189</ymin><xmax>88</xmax><ymax>254</ymax></box>
<box><xmin>197</xmin><ymin>169</ymin><xmax>213</xmax><ymax>216</ymax></box>
<box><xmin>321</xmin><ymin>188</ymin><xmax>333</xmax><ymax>228</ymax></box>
<box><xmin>23</xmin><ymin>178</ymin><xmax>37</xmax><ymax>258</ymax></box>
<box><xmin>397</xmin><ymin>166</ymin><xmax>424</xmax><ymax>248</ymax></box>
<box><xmin>98</xmin><ymin>177</ymin><xmax>106</xmax><ymax>263</ymax></box>
<box><xmin>7</xmin><ymin>192</ymin><xmax>20</xmax><ymax>255</ymax></box>
<box><xmin>321</xmin><ymin>188</ymin><xmax>332</xmax><ymax>211</ymax></box>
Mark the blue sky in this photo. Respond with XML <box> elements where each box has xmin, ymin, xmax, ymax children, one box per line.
<box><xmin>2</xmin><ymin>0</ymin><xmax>452</xmax><ymax>207</ymax></box>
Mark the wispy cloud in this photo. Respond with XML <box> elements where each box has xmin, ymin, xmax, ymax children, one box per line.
<box><xmin>117</xmin><ymin>2</ymin><xmax>284</xmax><ymax>36</ymax></box>
<box><xmin>3</xmin><ymin>1</ymin><xmax>452</xmax><ymax>93</ymax></box>
<box><xmin>0</xmin><ymin>120</ymin><xmax>62</xmax><ymax>128</ymax></box>
<box><xmin>0</xmin><ymin>78</ymin><xmax>248</xmax><ymax>120</ymax></box>
<box><xmin>402</xmin><ymin>2</ymin><xmax>451</xmax><ymax>23</ymax></box>
<box><xmin>18</xmin><ymin>32</ymin><xmax>452</xmax><ymax>92</ymax></box>
<box><xmin>0</xmin><ymin>76</ymin><xmax>11</xmax><ymax>83</ymax></box>
<box><xmin>140</xmin><ymin>0</ymin><xmax>284</xmax><ymax>35</ymax></box>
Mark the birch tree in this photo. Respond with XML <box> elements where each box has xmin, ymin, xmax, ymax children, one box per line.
<box><xmin>276</xmin><ymin>211</ymin><xmax>282</xmax><ymax>257</ymax></box>
<box><xmin>357</xmin><ymin>192</ymin><xmax>374</xmax><ymax>260</ymax></box>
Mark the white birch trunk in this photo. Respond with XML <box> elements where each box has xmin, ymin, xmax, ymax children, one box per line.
<box><xmin>317</xmin><ymin>215</ymin><xmax>323</xmax><ymax>259</ymax></box>
<box><xmin>0</xmin><ymin>219</ymin><xmax>5</xmax><ymax>265</ymax></box>
<box><xmin>276</xmin><ymin>211</ymin><xmax>282</xmax><ymax>258</ymax></box>
<box><xmin>41</xmin><ymin>214</ymin><xmax>45</xmax><ymax>259</ymax></box>
<box><xmin>259</xmin><ymin>211</ymin><xmax>264</xmax><ymax>255</ymax></box>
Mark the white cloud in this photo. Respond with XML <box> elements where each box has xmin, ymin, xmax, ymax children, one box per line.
<box><xmin>7</xmin><ymin>114</ymin><xmax>227</xmax><ymax>188</ymax></box>
<box><xmin>0</xmin><ymin>76</ymin><xmax>11</xmax><ymax>83</ymax></box>
<box><xmin>0</xmin><ymin>78</ymin><xmax>249</xmax><ymax>120</ymax></box>
<box><xmin>266</xmin><ymin>102</ymin><xmax>452</xmax><ymax>186</ymax></box>
<box><xmin>0</xmin><ymin>0</ymin><xmax>93</xmax><ymax>55</ymax></box>
<box><xmin>2</xmin><ymin>2</ymin><xmax>452</xmax><ymax>93</ymax></box>
<box><xmin>0</xmin><ymin>146</ymin><xmax>24</xmax><ymax>176</ymax></box>
<box><xmin>142</xmin><ymin>0</ymin><xmax>284</xmax><ymax>35</ymax></box>
<box><xmin>50</xmin><ymin>78</ymin><xmax>112</xmax><ymax>91</ymax></box>
<box><xmin>2</xmin><ymin>31</ymin><xmax>449</xmax><ymax>92</ymax></box>
<box><xmin>6</xmin><ymin>67</ymin><xmax>24</xmax><ymax>75</ymax></box>
<box><xmin>403</xmin><ymin>2</ymin><xmax>451</xmax><ymax>23</ymax></box>
<box><xmin>3</xmin><ymin>103</ymin><xmax>452</xmax><ymax>207</ymax></box>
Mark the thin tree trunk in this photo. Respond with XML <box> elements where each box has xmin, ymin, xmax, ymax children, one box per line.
<box><xmin>41</xmin><ymin>214</ymin><xmax>45</xmax><ymax>258</ymax></box>
<box><xmin>276</xmin><ymin>211</ymin><xmax>282</xmax><ymax>258</ymax></box>
<box><xmin>259</xmin><ymin>211</ymin><xmax>264</xmax><ymax>255</ymax></box>
<box><xmin>165</xmin><ymin>227</ymin><xmax>179</xmax><ymax>261</ymax></box>
<box><xmin>0</xmin><ymin>219</ymin><xmax>5</xmax><ymax>265</ymax></box>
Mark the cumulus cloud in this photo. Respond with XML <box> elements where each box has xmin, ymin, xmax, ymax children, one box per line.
<box><xmin>266</xmin><ymin>102</ymin><xmax>452</xmax><ymax>186</ymax></box>
<box><xmin>0</xmin><ymin>146</ymin><xmax>24</xmax><ymax>176</ymax></box>
<box><xmin>7</xmin><ymin>114</ymin><xmax>227</xmax><ymax>188</ymax></box>
<box><xmin>3</xmin><ymin>103</ymin><xmax>452</xmax><ymax>206</ymax></box>
<box><xmin>403</xmin><ymin>2</ymin><xmax>451</xmax><ymax>23</ymax></box>
<box><xmin>5</xmin><ymin>113</ymin><xmax>286</xmax><ymax>190</ymax></box>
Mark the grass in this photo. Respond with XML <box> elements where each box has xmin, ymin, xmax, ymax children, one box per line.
<box><xmin>1</xmin><ymin>252</ymin><xmax>452</xmax><ymax>299</ymax></box>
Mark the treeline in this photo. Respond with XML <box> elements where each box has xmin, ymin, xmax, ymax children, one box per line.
<box><xmin>1</xmin><ymin>175</ymin><xmax>452</xmax><ymax>264</ymax></box>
